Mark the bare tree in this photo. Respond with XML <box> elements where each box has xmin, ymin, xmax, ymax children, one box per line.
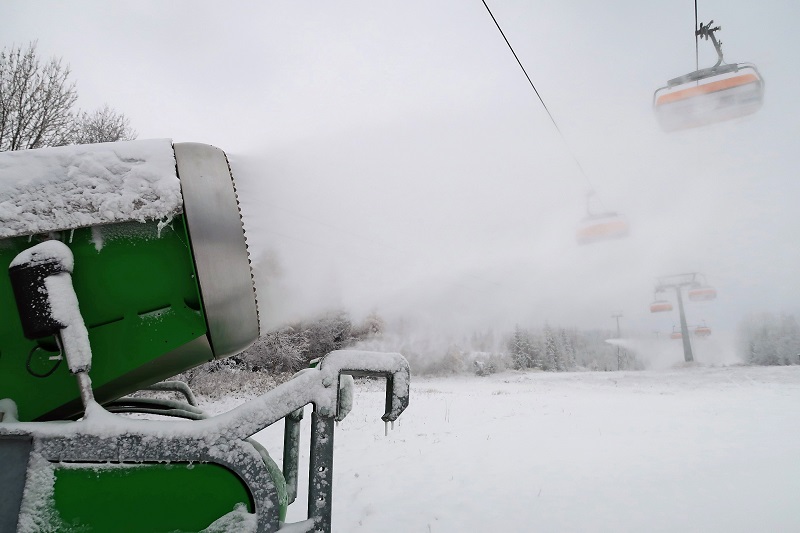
<box><xmin>0</xmin><ymin>42</ymin><xmax>137</xmax><ymax>151</ymax></box>
<box><xmin>0</xmin><ymin>42</ymin><xmax>77</xmax><ymax>151</ymax></box>
<box><xmin>73</xmin><ymin>103</ymin><xmax>137</xmax><ymax>144</ymax></box>
<box><xmin>242</xmin><ymin>326</ymin><xmax>310</xmax><ymax>373</ymax></box>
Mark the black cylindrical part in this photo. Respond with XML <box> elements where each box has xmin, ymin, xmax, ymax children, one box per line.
<box><xmin>8</xmin><ymin>258</ymin><xmax>67</xmax><ymax>339</ymax></box>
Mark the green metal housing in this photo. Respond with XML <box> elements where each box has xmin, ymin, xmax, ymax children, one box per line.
<box><xmin>0</xmin><ymin>217</ymin><xmax>212</xmax><ymax>422</ymax></box>
<box><xmin>53</xmin><ymin>463</ymin><xmax>253</xmax><ymax>532</ymax></box>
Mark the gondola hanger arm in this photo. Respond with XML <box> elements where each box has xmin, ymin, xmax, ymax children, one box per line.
<box><xmin>696</xmin><ymin>21</ymin><xmax>724</xmax><ymax>67</ymax></box>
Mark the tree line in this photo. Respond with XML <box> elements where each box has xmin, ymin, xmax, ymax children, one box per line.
<box><xmin>177</xmin><ymin>307</ymin><xmax>800</xmax><ymax>398</ymax></box>
<box><xmin>739</xmin><ymin>312</ymin><xmax>800</xmax><ymax>366</ymax></box>
<box><xmin>352</xmin><ymin>319</ymin><xmax>626</xmax><ymax>375</ymax></box>
<box><xmin>0</xmin><ymin>41</ymin><xmax>135</xmax><ymax>152</ymax></box>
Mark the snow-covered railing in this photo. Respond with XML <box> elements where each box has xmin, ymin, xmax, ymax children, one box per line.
<box><xmin>0</xmin><ymin>350</ymin><xmax>410</xmax><ymax>533</ymax></box>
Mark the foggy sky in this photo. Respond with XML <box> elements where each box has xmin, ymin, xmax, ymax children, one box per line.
<box><xmin>4</xmin><ymin>0</ymin><xmax>799</xmax><ymax>336</ymax></box>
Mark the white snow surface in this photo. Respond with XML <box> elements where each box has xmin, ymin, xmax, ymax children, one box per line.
<box><xmin>202</xmin><ymin>365</ymin><xmax>800</xmax><ymax>533</ymax></box>
<box><xmin>199</xmin><ymin>503</ymin><xmax>257</xmax><ymax>533</ymax></box>
<box><xmin>16</xmin><ymin>453</ymin><xmax>62</xmax><ymax>533</ymax></box>
<box><xmin>8</xmin><ymin>239</ymin><xmax>74</xmax><ymax>270</ymax></box>
<box><xmin>45</xmin><ymin>272</ymin><xmax>92</xmax><ymax>373</ymax></box>
<box><xmin>0</xmin><ymin>139</ymin><xmax>181</xmax><ymax>237</ymax></box>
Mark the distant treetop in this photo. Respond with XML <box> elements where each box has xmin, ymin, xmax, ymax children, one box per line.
<box><xmin>0</xmin><ymin>41</ymin><xmax>137</xmax><ymax>152</ymax></box>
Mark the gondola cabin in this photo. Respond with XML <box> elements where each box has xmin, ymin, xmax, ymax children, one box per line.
<box><xmin>654</xmin><ymin>15</ymin><xmax>765</xmax><ymax>134</ymax></box>
<box><xmin>650</xmin><ymin>300</ymin><xmax>673</xmax><ymax>313</ymax></box>
<box><xmin>654</xmin><ymin>20</ymin><xmax>764</xmax><ymax>132</ymax></box>
<box><xmin>576</xmin><ymin>213</ymin><xmax>629</xmax><ymax>245</ymax></box>
<box><xmin>688</xmin><ymin>286</ymin><xmax>717</xmax><ymax>301</ymax></box>
<box><xmin>694</xmin><ymin>326</ymin><xmax>712</xmax><ymax>337</ymax></box>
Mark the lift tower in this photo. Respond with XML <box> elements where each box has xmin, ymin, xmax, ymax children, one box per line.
<box><xmin>611</xmin><ymin>313</ymin><xmax>624</xmax><ymax>370</ymax></box>
<box><xmin>651</xmin><ymin>273</ymin><xmax>717</xmax><ymax>363</ymax></box>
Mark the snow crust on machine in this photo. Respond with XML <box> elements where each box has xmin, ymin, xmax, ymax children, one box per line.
<box><xmin>0</xmin><ymin>138</ymin><xmax>181</xmax><ymax>238</ymax></box>
<box><xmin>10</xmin><ymin>240</ymin><xmax>92</xmax><ymax>372</ymax></box>
<box><xmin>45</xmin><ymin>272</ymin><xmax>92</xmax><ymax>372</ymax></box>
<box><xmin>16</xmin><ymin>453</ymin><xmax>62</xmax><ymax>533</ymax></box>
<box><xmin>9</xmin><ymin>239</ymin><xmax>74</xmax><ymax>270</ymax></box>
<box><xmin>199</xmin><ymin>503</ymin><xmax>257</xmax><ymax>533</ymax></box>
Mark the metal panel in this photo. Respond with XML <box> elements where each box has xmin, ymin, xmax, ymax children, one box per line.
<box><xmin>308</xmin><ymin>413</ymin><xmax>335</xmax><ymax>533</ymax></box>
<box><xmin>174</xmin><ymin>143</ymin><xmax>259</xmax><ymax>359</ymax></box>
<box><xmin>0</xmin><ymin>435</ymin><xmax>32</xmax><ymax>533</ymax></box>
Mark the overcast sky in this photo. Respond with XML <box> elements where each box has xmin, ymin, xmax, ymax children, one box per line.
<box><xmin>4</xmin><ymin>1</ymin><xmax>799</xmax><ymax>337</ymax></box>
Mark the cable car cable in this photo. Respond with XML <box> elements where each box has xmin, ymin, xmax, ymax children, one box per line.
<box><xmin>695</xmin><ymin>0</ymin><xmax>699</xmax><ymax>72</ymax></box>
<box><xmin>480</xmin><ymin>0</ymin><xmax>597</xmax><ymax>197</ymax></box>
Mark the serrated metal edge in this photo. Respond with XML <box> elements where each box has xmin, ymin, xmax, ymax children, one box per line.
<box><xmin>222</xmin><ymin>152</ymin><xmax>261</xmax><ymax>335</ymax></box>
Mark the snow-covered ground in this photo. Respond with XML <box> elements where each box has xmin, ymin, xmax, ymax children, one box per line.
<box><xmin>206</xmin><ymin>365</ymin><xmax>800</xmax><ymax>532</ymax></box>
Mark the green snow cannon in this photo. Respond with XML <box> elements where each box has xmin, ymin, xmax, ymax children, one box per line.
<box><xmin>0</xmin><ymin>139</ymin><xmax>411</xmax><ymax>532</ymax></box>
<box><xmin>0</xmin><ymin>139</ymin><xmax>268</xmax><ymax>531</ymax></box>
<box><xmin>0</xmin><ymin>139</ymin><xmax>259</xmax><ymax>422</ymax></box>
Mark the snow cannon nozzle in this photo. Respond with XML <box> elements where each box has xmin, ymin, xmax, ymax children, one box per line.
<box><xmin>319</xmin><ymin>350</ymin><xmax>411</xmax><ymax>423</ymax></box>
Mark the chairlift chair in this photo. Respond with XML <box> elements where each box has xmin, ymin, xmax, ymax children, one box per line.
<box><xmin>654</xmin><ymin>21</ymin><xmax>764</xmax><ymax>132</ymax></box>
<box><xmin>576</xmin><ymin>192</ymin><xmax>629</xmax><ymax>245</ymax></box>
<box><xmin>694</xmin><ymin>325</ymin><xmax>712</xmax><ymax>337</ymax></box>
<box><xmin>688</xmin><ymin>285</ymin><xmax>717</xmax><ymax>301</ymax></box>
<box><xmin>650</xmin><ymin>300</ymin><xmax>673</xmax><ymax>313</ymax></box>
<box><xmin>576</xmin><ymin>213</ymin><xmax>629</xmax><ymax>244</ymax></box>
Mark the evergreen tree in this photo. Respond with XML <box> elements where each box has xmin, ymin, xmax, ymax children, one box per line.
<box><xmin>509</xmin><ymin>325</ymin><xmax>533</xmax><ymax>369</ymax></box>
<box><xmin>560</xmin><ymin>328</ymin><xmax>577</xmax><ymax>370</ymax></box>
<box><xmin>739</xmin><ymin>312</ymin><xmax>800</xmax><ymax>366</ymax></box>
<box><xmin>529</xmin><ymin>334</ymin><xmax>544</xmax><ymax>370</ymax></box>
<box><xmin>543</xmin><ymin>324</ymin><xmax>559</xmax><ymax>371</ymax></box>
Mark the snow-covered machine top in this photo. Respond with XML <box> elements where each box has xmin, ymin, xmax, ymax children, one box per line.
<box><xmin>0</xmin><ymin>139</ymin><xmax>181</xmax><ymax>238</ymax></box>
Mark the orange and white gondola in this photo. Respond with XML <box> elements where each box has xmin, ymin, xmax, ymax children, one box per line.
<box><xmin>654</xmin><ymin>64</ymin><xmax>764</xmax><ymax>132</ymax></box>
<box><xmin>688</xmin><ymin>285</ymin><xmax>717</xmax><ymax>301</ymax></box>
<box><xmin>694</xmin><ymin>325</ymin><xmax>712</xmax><ymax>337</ymax></box>
<box><xmin>576</xmin><ymin>212</ymin><xmax>629</xmax><ymax>245</ymax></box>
<box><xmin>650</xmin><ymin>300</ymin><xmax>673</xmax><ymax>313</ymax></box>
<box><xmin>576</xmin><ymin>192</ymin><xmax>629</xmax><ymax>245</ymax></box>
<box><xmin>654</xmin><ymin>20</ymin><xmax>764</xmax><ymax>132</ymax></box>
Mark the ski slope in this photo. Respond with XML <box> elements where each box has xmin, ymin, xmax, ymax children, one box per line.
<box><xmin>207</xmin><ymin>365</ymin><xmax>800</xmax><ymax>532</ymax></box>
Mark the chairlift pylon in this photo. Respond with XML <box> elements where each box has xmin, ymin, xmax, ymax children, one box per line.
<box><xmin>654</xmin><ymin>20</ymin><xmax>764</xmax><ymax>132</ymax></box>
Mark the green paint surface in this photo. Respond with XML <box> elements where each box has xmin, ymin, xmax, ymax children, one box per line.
<box><xmin>53</xmin><ymin>463</ymin><xmax>253</xmax><ymax>532</ymax></box>
<box><xmin>0</xmin><ymin>217</ymin><xmax>211</xmax><ymax>421</ymax></box>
